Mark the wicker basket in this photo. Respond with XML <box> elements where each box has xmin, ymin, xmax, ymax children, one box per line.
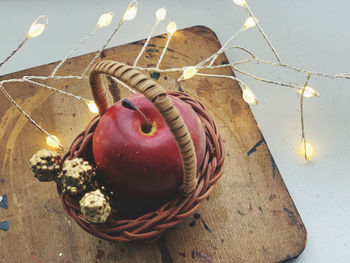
<box><xmin>58</xmin><ymin>60</ymin><xmax>225</xmax><ymax>242</ymax></box>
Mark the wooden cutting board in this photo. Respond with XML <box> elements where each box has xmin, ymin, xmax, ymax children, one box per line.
<box><xmin>0</xmin><ymin>26</ymin><xmax>306</xmax><ymax>263</ymax></box>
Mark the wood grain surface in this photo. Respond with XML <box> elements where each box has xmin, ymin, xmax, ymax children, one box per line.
<box><xmin>0</xmin><ymin>26</ymin><xmax>306</xmax><ymax>263</ymax></box>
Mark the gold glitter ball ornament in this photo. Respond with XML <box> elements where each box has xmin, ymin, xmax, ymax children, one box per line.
<box><xmin>58</xmin><ymin>158</ymin><xmax>97</xmax><ymax>196</ymax></box>
<box><xmin>29</xmin><ymin>149</ymin><xmax>62</xmax><ymax>182</ymax></box>
<box><xmin>79</xmin><ymin>189</ymin><xmax>112</xmax><ymax>223</ymax></box>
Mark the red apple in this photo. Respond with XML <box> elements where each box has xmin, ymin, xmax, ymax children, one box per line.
<box><xmin>92</xmin><ymin>93</ymin><xmax>206</xmax><ymax>213</ymax></box>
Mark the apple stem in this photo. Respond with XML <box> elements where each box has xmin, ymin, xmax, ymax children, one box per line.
<box><xmin>122</xmin><ymin>99</ymin><xmax>152</xmax><ymax>133</ymax></box>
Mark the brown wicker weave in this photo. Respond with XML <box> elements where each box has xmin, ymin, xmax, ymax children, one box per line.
<box><xmin>58</xmin><ymin>60</ymin><xmax>225</xmax><ymax>242</ymax></box>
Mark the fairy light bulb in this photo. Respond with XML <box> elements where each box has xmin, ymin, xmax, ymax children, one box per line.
<box><xmin>28</xmin><ymin>24</ymin><xmax>45</xmax><ymax>38</ymax></box>
<box><xmin>297</xmin><ymin>86</ymin><xmax>320</xmax><ymax>98</ymax></box>
<box><xmin>243</xmin><ymin>17</ymin><xmax>257</xmax><ymax>30</ymax></box>
<box><xmin>182</xmin><ymin>66</ymin><xmax>198</xmax><ymax>80</ymax></box>
<box><xmin>242</xmin><ymin>85</ymin><xmax>258</xmax><ymax>106</ymax></box>
<box><xmin>86</xmin><ymin>100</ymin><xmax>99</xmax><ymax>113</ymax></box>
<box><xmin>46</xmin><ymin>135</ymin><xmax>61</xmax><ymax>150</ymax></box>
<box><xmin>300</xmin><ymin>140</ymin><xmax>314</xmax><ymax>160</ymax></box>
<box><xmin>97</xmin><ymin>12</ymin><xmax>114</xmax><ymax>28</ymax></box>
<box><xmin>27</xmin><ymin>16</ymin><xmax>48</xmax><ymax>39</ymax></box>
<box><xmin>156</xmin><ymin>8</ymin><xmax>167</xmax><ymax>22</ymax></box>
<box><xmin>123</xmin><ymin>1</ymin><xmax>138</xmax><ymax>21</ymax></box>
<box><xmin>167</xmin><ymin>22</ymin><xmax>177</xmax><ymax>36</ymax></box>
<box><xmin>233</xmin><ymin>0</ymin><xmax>247</xmax><ymax>7</ymax></box>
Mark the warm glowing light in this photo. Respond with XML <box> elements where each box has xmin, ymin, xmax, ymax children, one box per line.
<box><xmin>97</xmin><ymin>12</ymin><xmax>114</xmax><ymax>28</ymax></box>
<box><xmin>46</xmin><ymin>135</ymin><xmax>61</xmax><ymax>149</ymax></box>
<box><xmin>167</xmin><ymin>22</ymin><xmax>177</xmax><ymax>36</ymax></box>
<box><xmin>300</xmin><ymin>140</ymin><xmax>314</xmax><ymax>160</ymax></box>
<box><xmin>233</xmin><ymin>0</ymin><xmax>247</xmax><ymax>7</ymax></box>
<box><xmin>156</xmin><ymin>8</ymin><xmax>167</xmax><ymax>22</ymax></box>
<box><xmin>182</xmin><ymin>66</ymin><xmax>198</xmax><ymax>80</ymax></box>
<box><xmin>123</xmin><ymin>1</ymin><xmax>138</xmax><ymax>21</ymax></box>
<box><xmin>86</xmin><ymin>100</ymin><xmax>99</xmax><ymax>113</ymax></box>
<box><xmin>27</xmin><ymin>16</ymin><xmax>48</xmax><ymax>39</ymax></box>
<box><xmin>242</xmin><ymin>85</ymin><xmax>258</xmax><ymax>106</ymax></box>
<box><xmin>297</xmin><ymin>86</ymin><xmax>320</xmax><ymax>98</ymax></box>
<box><xmin>243</xmin><ymin>17</ymin><xmax>257</xmax><ymax>30</ymax></box>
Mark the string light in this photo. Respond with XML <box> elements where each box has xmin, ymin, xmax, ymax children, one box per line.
<box><xmin>82</xmin><ymin>5</ymin><xmax>129</xmax><ymax>76</ymax></box>
<box><xmin>243</xmin><ymin>17</ymin><xmax>257</xmax><ymax>30</ymax></box>
<box><xmin>2</xmin><ymin>0</ymin><xmax>350</xmax><ymax>162</ymax></box>
<box><xmin>179</xmin><ymin>66</ymin><xmax>198</xmax><ymax>80</ymax></box>
<box><xmin>233</xmin><ymin>0</ymin><xmax>247</xmax><ymax>8</ymax></box>
<box><xmin>133</xmin><ymin>7</ymin><xmax>166</xmax><ymax>67</ymax></box>
<box><xmin>156</xmin><ymin>21</ymin><xmax>177</xmax><ymax>69</ymax></box>
<box><xmin>86</xmin><ymin>100</ymin><xmax>99</xmax><ymax>113</ymax></box>
<box><xmin>300</xmin><ymin>140</ymin><xmax>314</xmax><ymax>160</ymax></box>
<box><xmin>123</xmin><ymin>0</ymin><xmax>138</xmax><ymax>21</ymax></box>
<box><xmin>205</xmin><ymin>29</ymin><xmax>243</xmax><ymax>67</ymax></box>
<box><xmin>26</xmin><ymin>16</ymin><xmax>48</xmax><ymax>39</ymax></box>
<box><xmin>46</xmin><ymin>135</ymin><xmax>61</xmax><ymax>150</ymax></box>
<box><xmin>52</xmin><ymin>11</ymin><xmax>111</xmax><ymax>77</ymax></box>
<box><xmin>297</xmin><ymin>86</ymin><xmax>320</xmax><ymax>97</ymax></box>
<box><xmin>156</xmin><ymin>8</ymin><xmax>167</xmax><ymax>23</ymax></box>
<box><xmin>167</xmin><ymin>22</ymin><xmax>177</xmax><ymax>36</ymax></box>
<box><xmin>0</xmin><ymin>83</ymin><xmax>63</xmax><ymax>152</ymax></box>
<box><xmin>242</xmin><ymin>85</ymin><xmax>258</xmax><ymax>106</ymax></box>
<box><xmin>97</xmin><ymin>12</ymin><xmax>114</xmax><ymax>28</ymax></box>
<box><xmin>0</xmin><ymin>16</ymin><xmax>49</xmax><ymax>68</ymax></box>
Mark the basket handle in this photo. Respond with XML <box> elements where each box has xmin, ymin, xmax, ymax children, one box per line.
<box><xmin>89</xmin><ymin>60</ymin><xmax>197</xmax><ymax>195</ymax></box>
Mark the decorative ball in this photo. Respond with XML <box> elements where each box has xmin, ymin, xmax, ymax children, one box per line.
<box><xmin>58</xmin><ymin>158</ymin><xmax>97</xmax><ymax>196</ymax></box>
<box><xmin>29</xmin><ymin>149</ymin><xmax>62</xmax><ymax>182</ymax></box>
<box><xmin>79</xmin><ymin>189</ymin><xmax>112</xmax><ymax>223</ymax></box>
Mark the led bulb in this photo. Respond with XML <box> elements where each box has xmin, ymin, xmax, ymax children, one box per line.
<box><xmin>86</xmin><ymin>100</ymin><xmax>99</xmax><ymax>113</ymax></box>
<box><xmin>97</xmin><ymin>12</ymin><xmax>114</xmax><ymax>28</ymax></box>
<box><xmin>242</xmin><ymin>85</ymin><xmax>258</xmax><ymax>106</ymax></box>
<box><xmin>182</xmin><ymin>66</ymin><xmax>198</xmax><ymax>80</ymax></box>
<box><xmin>233</xmin><ymin>0</ymin><xmax>247</xmax><ymax>7</ymax></box>
<box><xmin>156</xmin><ymin>8</ymin><xmax>167</xmax><ymax>22</ymax></box>
<box><xmin>123</xmin><ymin>1</ymin><xmax>138</xmax><ymax>21</ymax></box>
<box><xmin>27</xmin><ymin>16</ymin><xmax>48</xmax><ymax>39</ymax></box>
<box><xmin>167</xmin><ymin>22</ymin><xmax>177</xmax><ymax>36</ymax></box>
<box><xmin>297</xmin><ymin>86</ymin><xmax>320</xmax><ymax>98</ymax></box>
<box><xmin>243</xmin><ymin>17</ymin><xmax>257</xmax><ymax>30</ymax></box>
<box><xmin>300</xmin><ymin>140</ymin><xmax>313</xmax><ymax>160</ymax></box>
<box><xmin>46</xmin><ymin>135</ymin><xmax>61</xmax><ymax>150</ymax></box>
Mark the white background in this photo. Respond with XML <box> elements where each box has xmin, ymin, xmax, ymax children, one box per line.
<box><xmin>1</xmin><ymin>0</ymin><xmax>349</xmax><ymax>262</ymax></box>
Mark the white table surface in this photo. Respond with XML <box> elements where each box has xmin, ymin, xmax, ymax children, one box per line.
<box><xmin>1</xmin><ymin>0</ymin><xmax>349</xmax><ymax>262</ymax></box>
